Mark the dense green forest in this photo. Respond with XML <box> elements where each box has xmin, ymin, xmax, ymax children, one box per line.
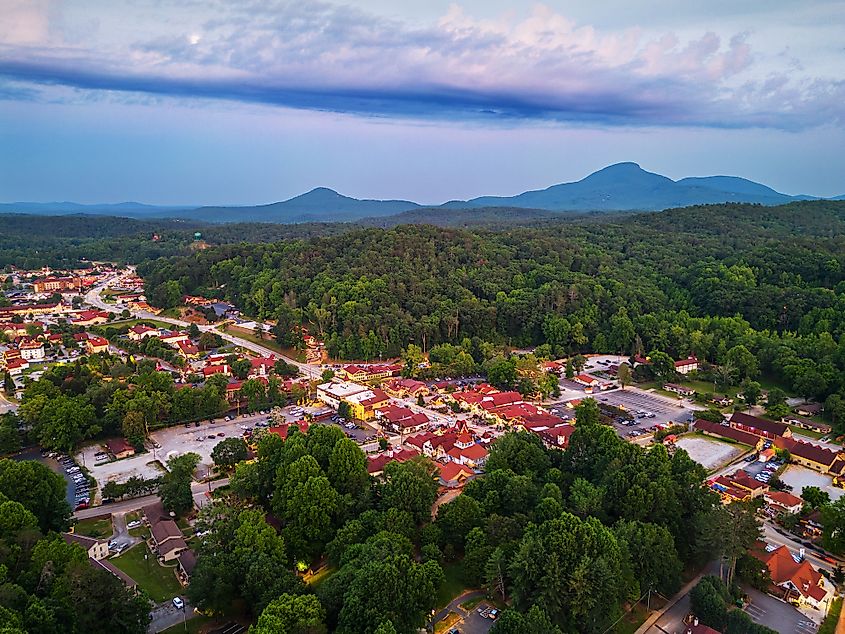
<box><xmin>140</xmin><ymin>200</ymin><xmax>845</xmax><ymax>412</ymax></box>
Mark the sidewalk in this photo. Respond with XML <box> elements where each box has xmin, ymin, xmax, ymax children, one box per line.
<box><xmin>634</xmin><ymin>574</ymin><xmax>704</xmax><ymax>634</ymax></box>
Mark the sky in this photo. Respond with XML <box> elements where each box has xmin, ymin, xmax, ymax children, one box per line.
<box><xmin>0</xmin><ymin>0</ymin><xmax>843</xmax><ymax>205</ymax></box>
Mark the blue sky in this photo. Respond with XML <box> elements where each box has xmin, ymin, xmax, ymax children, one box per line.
<box><xmin>0</xmin><ymin>0</ymin><xmax>843</xmax><ymax>205</ymax></box>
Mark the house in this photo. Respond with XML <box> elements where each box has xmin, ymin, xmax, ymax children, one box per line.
<box><xmin>5</xmin><ymin>358</ymin><xmax>29</xmax><ymax>375</ymax></box>
<box><xmin>72</xmin><ymin>310</ymin><xmax>110</xmax><ymax>326</ymax></box>
<box><xmin>694</xmin><ymin>419</ymin><xmax>764</xmax><ymax>450</ymax></box>
<box><xmin>128</xmin><ymin>324</ymin><xmax>158</xmax><ymax>341</ymax></box>
<box><xmin>730</xmin><ymin>412</ymin><xmax>791</xmax><ymax>440</ymax></box>
<box><xmin>63</xmin><ymin>532</ymin><xmax>109</xmax><ymax>560</ymax></box>
<box><xmin>764</xmin><ymin>491</ymin><xmax>804</xmax><ymax>515</ymax></box>
<box><xmin>202</xmin><ymin>364</ymin><xmax>230</xmax><ymax>377</ymax></box>
<box><xmin>159</xmin><ymin>331</ymin><xmax>190</xmax><ymax>347</ymax></box>
<box><xmin>158</xmin><ymin>537</ymin><xmax>189</xmax><ymax>562</ymax></box>
<box><xmin>106</xmin><ymin>437</ymin><xmax>136</xmax><ymax>460</ymax></box>
<box><xmin>664</xmin><ymin>383</ymin><xmax>695</xmax><ymax>397</ymax></box>
<box><xmin>19</xmin><ymin>340</ymin><xmax>45</xmax><ymax>361</ymax></box>
<box><xmin>674</xmin><ymin>357</ymin><xmax>699</xmax><ymax>375</ymax></box>
<box><xmin>752</xmin><ymin>544</ymin><xmax>834</xmax><ymax>611</ymax></box>
<box><xmin>785</xmin><ymin>416</ymin><xmax>831</xmax><ymax>435</ymax></box>
<box><xmin>249</xmin><ymin>356</ymin><xmax>276</xmax><ymax>377</ymax></box>
<box><xmin>383</xmin><ymin>377</ymin><xmax>430</xmax><ymax>398</ymax></box>
<box><xmin>268</xmin><ymin>421</ymin><xmax>310</xmax><ymax>440</ymax></box>
<box><xmin>177</xmin><ymin>549</ymin><xmax>197</xmax><ymax>581</ymax></box>
<box><xmin>438</xmin><ymin>461</ymin><xmax>474</xmax><ymax>488</ymax></box>
<box><xmin>710</xmin><ymin>469</ymin><xmax>768</xmax><ymax>503</ymax></box>
<box><xmin>176</xmin><ymin>340</ymin><xmax>200</xmax><ymax>359</ymax></box>
<box><xmin>375</xmin><ymin>404</ymin><xmax>431</xmax><ymax>435</ymax></box>
<box><xmin>796</xmin><ymin>403</ymin><xmax>824</xmax><ymax>417</ymax></box>
<box><xmin>534</xmin><ymin>423</ymin><xmax>576</xmax><ymax>449</ymax></box>
<box><xmin>573</xmin><ymin>373</ymin><xmax>600</xmax><ymax>388</ymax></box>
<box><xmin>86</xmin><ymin>336</ymin><xmax>110</xmax><ymax>354</ymax></box>
<box><xmin>366</xmin><ymin>448</ymin><xmax>421</xmax><ymax>476</ymax></box>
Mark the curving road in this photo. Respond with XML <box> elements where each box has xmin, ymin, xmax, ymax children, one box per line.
<box><xmin>84</xmin><ymin>274</ymin><xmax>318</xmax><ymax>379</ymax></box>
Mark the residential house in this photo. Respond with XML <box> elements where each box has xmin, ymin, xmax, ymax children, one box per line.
<box><xmin>176</xmin><ymin>340</ymin><xmax>200</xmax><ymax>359</ymax></box>
<box><xmin>177</xmin><ymin>550</ymin><xmax>197</xmax><ymax>582</ymax></box>
<box><xmin>730</xmin><ymin>412</ymin><xmax>791</xmax><ymax>440</ymax></box>
<box><xmin>202</xmin><ymin>364</ymin><xmax>230</xmax><ymax>378</ymax></box>
<box><xmin>764</xmin><ymin>491</ymin><xmax>804</xmax><ymax>515</ymax></box>
<box><xmin>249</xmin><ymin>356</ymin><xmax>276</xmax><ymax>378</ymax></box>
<box><xmin>5</xmin><ymin>357</ymin><xmax>29</xmax><ymax>375</ymax></box>
<box><xmin>72</xmin><ymin>310</ymin><xmax>110</xmax><ymax>326</ymax></box>
<box><xmin>366</xmin><ymin>448</ymin><xmax>421</xmax><ymax>476</ymax></box>
<box><xmin>159</xmin><ymin>331</ymin><xmax>190</xmax><ymax>347</ymax></box>
<box><xmin>664</xmin><ymin>383</ymin><xmax>695</xmax><ymax>397</ymax></box>
<box><xmin>86</xmin><ymin>336</ymin><xmax>110</xmax><ymax>354</ymax></box>
<box><xmin>63</xmin><ymin>532</ymin><xmax>109</xmax><ymax>560</ymax></box>
<box><xmin>534</xmin><ymin>423</ymin><xmax>576</xmax><ymax>449</ymax></box>
<box><xmin>752</xmin><ymin>544</ymin><xmax>834</xmax><ymax>612</ymax></box>
<box><xmin>573</xmin><ymin>373</ymin><xmax>600</xmax><ymax>388</ymax></box>
<box><xmin>438</xmin><ymin>461</ymin><xmax>474</xmax><ymax>488</ymax></box>
<box><xmin>674</xmin><ymin>356</ymin><xmax>699</xmax><ymax>375</ymax></box>
<box><xmin>106</xmin><ymin>437</ymin><xmax>136</xmax><ymax>460</ymax></box>
<box><xmin>150</xmin><ymin>519</ymin><xmax>189</xmax><ymax>562</ymax></box>
<box><xmin>128</xmin><ymin>324</ymin><xmax>158</xmax><ymax>341</ymax></box>
<box><xmin>785</xmin><ymin>416</ymin><xmax>831</xmax><ymax>435</ymax></box>
<box><xmin>796</xmin><ymin>403</ymin><xmax>824</xmax><ymax>417</ymax></box>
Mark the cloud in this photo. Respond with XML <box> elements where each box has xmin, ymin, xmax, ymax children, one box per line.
<box><xmin>0</xmin><ymin>0</ymin><xmax>842</xmax><ymax>129</ymax></box>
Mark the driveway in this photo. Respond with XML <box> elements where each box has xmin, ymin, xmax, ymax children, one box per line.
<box><xmin>149</xmin><ymin>597</ymin><xmax>196</xmax><ymax>633</ymax></box>
<box><xmin>110</xmin><ymin>510</ymin><xmax>143</xmax><ymax>550</ymax></box>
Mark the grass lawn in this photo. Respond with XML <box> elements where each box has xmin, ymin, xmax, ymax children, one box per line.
<box><xmin>434</xmin><ymin>612</ymin><xmax>461</xmax><ymax>634</ymax></box>
<box><xmin>436</xmin><ymin>561</ymin><xmax>468</xmax><ymax>610</ymax></box>
<box><xmin>459</xmin><ymin>596</ymin><xmax>484</xmax><ymax>611</ymax></box>
<box><xmin>818</xmin><ymin>597</ymin><xmax>842</xmax><ymax>634</ymax></box>
<box><xmin>614</xmin><ymin>604</ymin><xmax>650</xmax><ymax>634</ymax></box>
<box><xmin>74</xmin><ymin>517</ymin><xmax>113</xmax><ymax>539</ymax></box>
<box><xmin>305</xmin><ymin>566</ymin><xmax>336</xmax><ymax>589</ymax></box>
<box><xmin>104</xmin><ymin>318</ymin><xmax>176</xmax><ymax>330</ymax></box>
<box><xmin>111</xmin><ymin>544</ymin><xmax>181</xmax><ymax>603</ymax></box>
<box><xmin>220</xmin><ymin>325</ymin><xmax>306</xmax><ymax>362</ymax></box>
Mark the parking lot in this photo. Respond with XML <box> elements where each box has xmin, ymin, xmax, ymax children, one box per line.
<box><xmin>674</xmin><ymin>436</ymin><xmax>745</xmax><ymax>470</ymax></box>
<box><xmin>743</xmin><ymin>586</ymin><xmax>817</xmax><ymax>633</ymax></box>
<box><xmin>780</xmin><ymin>464</ymin><xmax>845</xmax><ymax>501</ymax></box>
<box><xmin>593</xmin><ymin>388</ymin><xmax>695</xmax><ymax>439</ymax></box>
<box><xmin>78</xmin><ymin>404</ymin><xmax>381</xmax><ymax>491</ymax></box>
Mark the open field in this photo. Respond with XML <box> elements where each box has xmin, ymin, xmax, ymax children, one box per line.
<box><xmin>73</xmin><ymin>516</ymin><xmax>113</xmax><ymax>539</ymax></box>
<box><xmin>675</xmin><ymin>435</ymin><xmax>745</xmax><ymax>470</ymax></box>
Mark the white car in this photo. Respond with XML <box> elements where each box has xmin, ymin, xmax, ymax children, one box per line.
<box><xmin>126</xmin><ymin>520</ymin><xmax>142</xmax><ymax>529</ymax></box>
<box><xmin>172</xmin><ymin>597</ymin><xmax>184</xmax><ymax>610</ymax></box>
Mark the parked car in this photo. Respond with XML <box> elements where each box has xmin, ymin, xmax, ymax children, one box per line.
<box><xmin>172</xmin><ymin>597</ymin><xmax>184</xmax><ymax>610</ymax></box>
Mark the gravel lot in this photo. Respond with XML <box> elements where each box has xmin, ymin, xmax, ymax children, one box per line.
<box><xmin>779</xmin><ymin>465</ymin><xmax>845</xmax><ymax>501</ymax></box>
<box><xmin>674</xmin><ymin>435</ymin><xmax>744</xmax><ymax>470</ymax></box>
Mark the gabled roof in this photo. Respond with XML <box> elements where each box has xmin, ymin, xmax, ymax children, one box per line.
<box><xmin>774</xmin><ymin>436</ymin><xmax>840</xmax><ymax>467</ymax></box>
<box><xmin>151</xmin><ymin>519</ymin><xmax>182</xmax><ymax>543</ymax></box>
<box><xmin>754</xmin><ymin>545</ymin><xmax>824</xmax><ymax>599</ymax></box>
<box><xmin>695</xmin><ymin>419</ymin><xmax>760</xmax><ymax>446</ymax></box>
<box><xmin>438</xmin><ymin>461</ymin><xmax>474</xmax><ymax>483</ymax></box>
<box><xmin>765</xmin><ymin>490</ymin><xmax>803</xmax><ymax>509</ymax></box>
<box><xmin>730</xmin><ymin>412</ymin><xmax>788</xmax><ymax>437</ymax></box>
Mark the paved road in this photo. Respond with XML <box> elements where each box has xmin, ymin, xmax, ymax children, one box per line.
<box><xmin>0</xmin><ymin>392</ymin><xmax>18</xmax><ymax>414</ymax></box>
<box><xmin>85</xmin><ymin>276</ymin><xmax>318</xmax><ymax>379</ymax></box>
<box><xmin>431</xmin><ymin>590</ymin><xmax>493</xmax><ymax>634</ymax></box>
<box><xmin>743</xmin><ymin>586</ymin><xmax>817</xmax><ymax>633</ymax></box>
<box><xmin>761</xmin><ymin>521</ymin><xmax>837</xmax><ymax>575</ymax></box>
<box><xmin>74</xmin><ymin>477</ymin><xmax>229</xmax><ymax>519</ymax></box>
<box><xmin>149</xmin><ymin>598</ymin><xmax>195</xmax><ymax>633</ymax></box>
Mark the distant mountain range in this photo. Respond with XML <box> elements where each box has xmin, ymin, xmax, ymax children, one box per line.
<box><xmin>3</xmin><ymin>163</ymin><xmax>842</xmax><ymax>224</ymax></box>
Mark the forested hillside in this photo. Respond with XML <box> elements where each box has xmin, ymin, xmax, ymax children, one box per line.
<box><xmin>140</xmin><ymin>200</ymin><xmax>845</xmax><ymax>406</ymax></box>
